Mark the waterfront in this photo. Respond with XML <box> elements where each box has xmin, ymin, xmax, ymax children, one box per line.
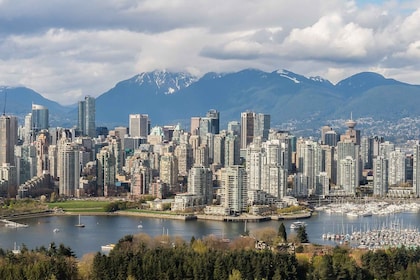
<box><xmin>0</xmin><ymin>211</ymin><xmax>419</xmax><ymax>258</ymax></box>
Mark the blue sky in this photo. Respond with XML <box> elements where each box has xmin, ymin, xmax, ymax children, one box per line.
<box><xmin>0</xmin><ymin>0</ymin><xmax>419</xmax><ymax>104</ymax></box>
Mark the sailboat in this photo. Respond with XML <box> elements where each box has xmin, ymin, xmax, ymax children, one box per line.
<box><xmin>75</xmin><ymin>214</ymin><xmax>85</xmax><ymax>228</ymax></box>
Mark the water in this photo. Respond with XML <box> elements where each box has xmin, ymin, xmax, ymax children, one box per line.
<box><xmin>1</xmin><ymin>212</ymin><xmax>419</xmax><ymax>258</ymax></box>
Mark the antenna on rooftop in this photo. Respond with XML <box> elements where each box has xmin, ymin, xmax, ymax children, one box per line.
<box><xmin>2</xmin><ymin>91</ymin><xmax>6</xmax><ymax>116</ymax></box>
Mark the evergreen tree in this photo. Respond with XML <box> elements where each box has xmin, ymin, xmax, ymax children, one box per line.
<box><xmin>278</xmin><ymin>223</ymin><xmax>287</xmax><ymax>242</ymax></box>
<box><xmin>297</xmin><ymin>226</ymin><xmax>309</xmax><ymax>243</ymax></box>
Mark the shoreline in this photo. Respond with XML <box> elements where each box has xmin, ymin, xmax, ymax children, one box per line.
<box><xmin>4</xmin><ymin>209</ymin><xmax>312</xmax><ymax>223</ymax></box>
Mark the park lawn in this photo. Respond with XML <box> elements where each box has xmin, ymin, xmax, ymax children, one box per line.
<box><xmin>47</xmin><ymin>200</ymin><xmax>111</xmax><ymax>212</ymax></box>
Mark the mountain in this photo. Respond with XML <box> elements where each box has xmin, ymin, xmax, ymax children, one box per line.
<box><xmin>0</xmin><ymin>86</ymin><xmax>73</xmax><ymax>126</ymax></box>
<box><xmin>2</xmin><ymin>69</ymin><xmax>420</xmax><ymax>141</ymax></box>
<box><xmin>95</xmin><ymin>70</ymin><xmax>197</xmax><ymax>127</ymax></box>
<box><xmin>96</xmin><ymin>69</ymin><xmax>420</xmax><ymax>131</ymax></box>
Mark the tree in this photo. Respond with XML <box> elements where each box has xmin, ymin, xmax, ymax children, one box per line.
<box><xmin>297</xmin><ymin>226</ymin><xmax>309</xmax><ymax>243</ymax></box>
<box><xmin>278</xmin><ymin>223</ymin><xmax>287</xmax><ymax>243</ymax></box>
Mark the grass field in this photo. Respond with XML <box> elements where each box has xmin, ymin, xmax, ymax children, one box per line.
<box><xmin>47</xmin><ymin>200</ymin><xmax>111</xmax><ymax>212</ymax></box>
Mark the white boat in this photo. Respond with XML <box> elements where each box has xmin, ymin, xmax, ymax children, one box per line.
<box><xmin>101</xmin><ymin>244</ymin><xmax>115</xmax><ymax>252</ymax></box>
<box><xmin>75</xmin><ymin>215</ymin><xmax>85</xmax><ymax>228</ymax></box>
<box><xmin>53</xmin><ymin>228</ymin><xmax>60</xmax><ymax>233</ymax></box>
<box><xmin>290</xmin><ymin>221</ymin><xmax>306</xmax><ymax>230</ymax></box>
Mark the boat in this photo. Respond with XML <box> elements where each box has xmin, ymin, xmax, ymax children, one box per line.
<box><xmin>53</xmin><ymin>228</ymin><xmax>60</xmax><ymax>233</ymax></box>
<box><xmin>101</xmin><ymin>244</ymin><xmax>115</xmax><ymax>253</ymax></box>
<box><xmin>75</xmin><ymin>215</ymin><xmax>85</xmax><ymax>228</ymax></box>
<box><xmin>290</xmin><ymin>221</ymin><xmax>306</xmax><ymax>230</ymax></box>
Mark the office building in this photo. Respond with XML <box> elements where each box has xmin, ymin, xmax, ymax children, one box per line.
<box><xmin>240</xmin><ymin>111</ymin><xmax>270</xmax><ymax>149</ymax></box>
<box><xmin>129</xmin><ymin>114</ymin><xmax>149</xmax><ymax>138</ymax></box>
<box><xmin>31</xmin><ymin>104</ymin><xmax>49</xmax><ymax>137</ymax></box>
<box><xmin>78</xmin><ymin>96</ymin><xmax>96</xmax><ymax>138</ymax></box>
<box><xmin>206</xmin><ymin>109</ymin><xmax>220</xmax><ymax>135</ymax></box>
<box><xmin>190</xmin><ymin>117</ymin><xmax>201</xmax><ymax>136</ymax></box>
<box><xmin>0</xmin><ymin>115</ymin><xmax>18</xmax><ymax>166</ymax></box>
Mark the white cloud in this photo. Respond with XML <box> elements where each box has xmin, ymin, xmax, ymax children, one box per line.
<box><xmin>0</xmin><ymin>0</ymin><xmax>419</xmax><ymax>104</ymax></box>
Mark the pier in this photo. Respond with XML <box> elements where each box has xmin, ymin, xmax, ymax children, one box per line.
<box><xmin>1</xmin><ymin>219</ymin><xmax>29</xmax><ymax>228</ymax></box>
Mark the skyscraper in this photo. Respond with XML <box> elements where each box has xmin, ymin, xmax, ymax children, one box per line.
<box><xmin>373</xmin><ymin>156</ymin><xmax>388</xmax><ymax>197</ymax></box>
<box><xmin>31</xmin><ymin>104</ymin><xmax>49</xmax><ymax>137</ymax></box>
<box><xmin>240</xmin><ymin>111</ymin><xmax>270</xmax><ymax>149</ymax></box>
<box><xmin>129</xmin><ymin>114</ymin><xmax>149</xmax><ymax>138</ymax></box>
<box><xmin>78</xmin><ymin>96</ymin><xmax>96</xmax><ymax>138</ymax></box>
<box><xmin>58</xmin><ymin>140</ymin><xmax>80</xmax><ymax>197</ymax></box>
<box><xmin>206</xmin><ymin>109</ymin><xmax>220</xmax><ymax>135</ymax></box>
<box><xmin>340</xmin><ymin>114</ymin><xmax>360</xmax><ymax>145</ymax></box>
<box><xmin>221</xmin><ymin>165</ymin><xmax>247</xmax><ymax>215</ymax></box>
<box><xmin>0</xmin><ymin>115</ymin><xmax>18</xmax><ymax>166</ymax></box>
<box><xmin>412</xmin><ymin>143</ymin><xmax>420</xmax><ymax>196</ymax></box>
<box><xmin>188</xmin><ymin>166</ymin><xmax>213</xmax><ymax>204</ymax></box>
<box><xmin>241</xmin><ymin>112</ymin><xmax>255</xmax><ymax>149</ymax></box>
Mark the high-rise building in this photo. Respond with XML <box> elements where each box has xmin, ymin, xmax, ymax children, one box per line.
<box><xmin>174</xmin><ymin>143</ymin><xmax>193</xmax><ymax>176</ymax></box>
<box><xmin>78</xmin><ymin>96</ymin><xmax>96</xmax><ymax>138</ymax></box>
<box><xmin>227</xmin><ymin>121</ymin><xmax>240</xmax><ymax>136</ymax></box>
<box><xmin>35</xmin><ymin>131</ymin><xmax>49</xmax><ymax>177</ymax></box>
<box><xmin>220</xmin><ymin>165</ymin><xmax>247</xmax><ymax>215</ymax></box>
<box><xmin>324</xmin><ymin>130</ymin><xmax>339</xmax><ymax>147</ymax></box>
<box><xmin>0</xmin><ymin>115</ymin><xmax>18</xmax><ymax>166</ymax></box>
<box><xmin>206</xmin><ymin>109</ymin><xmax>220</xmax><ymax>135</ymax></box>
<box><xmin>213</xmin><ymin>134</ymin><xmax>225</xmax><ymax>166</ymax></box>
<box><xmin>316</xmin><ymin>172</ymin><xmax>330</xmax><ymax>197</ymax></box>
<box><xmin>130</xmin><ymin>158</ymin><xmax>152</xmax><ymax>196</ymax></box>
<box><xmin>31</xmin><ymin>104</ymin><xmax>49</xmax><ymax>138</ymax></box>
<box><xmin>129</xmin><ymin>114</ymin><xmax>149</xmax><ymax>138</ymax></box>
<box><xmin>373</xmin><ymin>156</ymin><xmax>388</xmax><ymax>197</ymax></box>
<box><xmin>296</xmin><ymin>139</ymin><xmax>322</xmax><ymax>192</ymax></box>
<box><xmin>388</xmin><ymin>148</ymin><xmax>406</xmax><ymax>186</ymax></box>
<box><xmin>97</xmin><ymin>147</ymin><xmax>116</xmax><ymax>197</ymax></box>
<box><xmin>241</xmin><ymin>112</ymin><xmax>255</xmax><ymax>149</ymax></box>
<box><xmin>15</xmin><ymin>145</ymin><xmax>37</xmax><ymax>186</ymax></box>
<box><xmin>412</xmin><ymin>143</ymin><xmax>420</xmax><ymax>196</ymax></box>
<box><xmin>340</xmin><ymin>115</ymin><xmax>360</xmax><ymax>145</ymax></box>
<box><xmin>0</xmin><ymin>163</ymin><xmax>17</xmax><ymax>197</ymax></box>
<box><xmin>320</xmin><ymin>125</ymin><xmax>332</xmax><ymax>145</ymax></box>
<box><xmin>58</xmin><ymin>140</ymin><xmax>80</xmax><ymax>197</ymax></box>
<box><xmin>337</xmin><ymin>140</ymin><xmax>360</xmax><ymax>194</ymax></box>
<box><xmin>188</xmin><ymin>166</ymin><xmax>213</xmax><ymax>204</ymax></box>
<box><xmin>240</xmin><ymin>111</ymin><xmax>270</xmax><ymax>149</ymax></box>
<box><xmin>190</xmin><ymin>117</ymin><xmax>201</xmax><ymax>136</ymax></box>
<box><xmin>338</xmin><ymin>156</ymin><xmax>358</xmax><ymax>195</ymax></box>
<box><xmin>159</xmin><ymin>153</ymin><xmax>178</xmax><ymax>192</ymax></box>
<box><xmin>225</xmin><ymin>134</ymin><xmax>240</xmax><ymax>166</ymax></box>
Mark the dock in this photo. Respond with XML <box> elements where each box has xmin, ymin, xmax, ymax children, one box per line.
<box><xmin>1</xmin><ymin>219</ymin><xmax>29</xmax><ymax>228</ymax></box>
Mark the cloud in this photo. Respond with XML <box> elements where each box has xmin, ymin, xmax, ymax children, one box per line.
<box><xmin>0</xmin><ymin>0</ymin><xmax>419</xmax><ymax>105</ymax></box>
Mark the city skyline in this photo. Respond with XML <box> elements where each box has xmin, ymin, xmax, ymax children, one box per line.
<box><xmin>0</xmin><ymin>1</ymin><xmax>419</xmax><ymax>105</ymax></box>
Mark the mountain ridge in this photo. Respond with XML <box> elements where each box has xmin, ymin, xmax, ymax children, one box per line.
<box><xmin>1</xmin><ymin>69</ymin><xmax>420</xmax><ymax>138</ymax></box>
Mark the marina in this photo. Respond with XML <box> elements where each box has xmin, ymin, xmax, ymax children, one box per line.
<box><xmin>0</xmin><ymin>202</ymin><xmax>419</xmax><ymax>257</ymax></box>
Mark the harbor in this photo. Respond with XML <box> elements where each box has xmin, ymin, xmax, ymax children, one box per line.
<box><xmin>317</xmin><ymin>200</ymin><xmax>420</xmax><ymax>250</ymax></box>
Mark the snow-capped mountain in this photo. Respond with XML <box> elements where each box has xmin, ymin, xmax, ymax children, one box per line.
<box><xmin>128</xmin><ymin>70</ymin><xmax>197</xmax><ymax>95</ymax></box>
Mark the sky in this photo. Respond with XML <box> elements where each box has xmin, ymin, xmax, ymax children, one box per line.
<box><xmin>0</xmin><ymin>0</ymin><xmax>419</xmax><ymax>105</ymax></box>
